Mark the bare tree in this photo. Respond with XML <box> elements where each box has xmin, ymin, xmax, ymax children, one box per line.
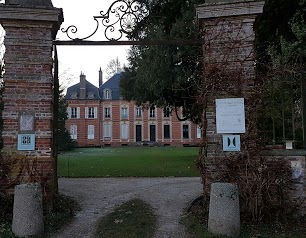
<box><xmin>105</xmin><ymin>57</ymin><xmax>121</xmax><ymax>80</ymax></box>
<box><xmin>58</xmin><ymin>63</ymin><xmax>76</xmax><ymax>91</ymax></box>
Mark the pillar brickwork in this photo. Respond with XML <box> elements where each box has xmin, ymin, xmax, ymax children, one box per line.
<box><xmin>196</xmin><ymin>0</ymin><xmax>265</xmax><ymax>190</ymax></box>
<box><xmin>0</xmin><ymin>2</ymin><xmax>63</xmax><ymax>194</ymax></box>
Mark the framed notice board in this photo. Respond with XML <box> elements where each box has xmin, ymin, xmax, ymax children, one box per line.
<box><xmin>216</xmin><ymin>98</ymin><xmax>246</xmax><ymax>134</ymax></box>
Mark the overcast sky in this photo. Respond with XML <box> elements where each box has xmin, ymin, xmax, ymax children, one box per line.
<box><xmin>51</xmin><ymin>0</ymin><xmax>130</xmax><ymax>87</ymax></box>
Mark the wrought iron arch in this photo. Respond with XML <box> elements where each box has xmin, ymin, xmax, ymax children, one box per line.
<box><xmin>55</xmin><ymin>0</ymin><xmax>201</xmax><ymax>46</ymax></box>
<box><xmin>61</xmin><ymin>0</ymin><xmax>149</xmax><ymax>42</ymax></box>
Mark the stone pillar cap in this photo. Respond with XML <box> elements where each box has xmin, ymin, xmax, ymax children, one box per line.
<box><xmin>6</xmin><ymin>0</ymin><xmax>53</xmax><ymax>8</ymax></box>
<box><xmin>196</xmin><ymin>0</ymin><xmax>265</xmax><ymax>19</ymax></box>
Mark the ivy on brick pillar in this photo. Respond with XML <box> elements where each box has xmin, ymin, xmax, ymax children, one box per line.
<box><xmin>0</xmin><ymin>2</ymin><xmax>63</xmax><ymax>197</ymax></box>
<box><xmin>196</xmin><ymin>1</ymin><xmax>265</xmax><ymax>194</ymax></box>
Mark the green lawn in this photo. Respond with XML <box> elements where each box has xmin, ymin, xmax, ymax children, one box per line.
<box><xmin>93</xmin><ymin>199</ymin><xmax>157</xmax><ymax>238</ymax></box>
<box><xmin>58</xmin><ymin>147</ymin><xmax>200</xmax><ymax>177</ymax></box>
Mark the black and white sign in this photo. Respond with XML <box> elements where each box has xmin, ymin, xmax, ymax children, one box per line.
<box><xmin>223</xmin><ymin>135</ymin><xmax>241</xmax><ymax>152</ymax></box>
<box><xmin>216</xmin><ymin>98</ymin><xmax>246</xmax><ymax>134</ymax></box>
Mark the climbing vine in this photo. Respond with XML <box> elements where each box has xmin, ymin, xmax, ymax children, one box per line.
<box><xmin>0</xmin><ymin>24</ymin><xmax>5</xmax><ymax>186</ymax></box>
<box><xmin>195</xmin><ymin>16</ymin><xmax>300</xmax><ymax>222</ymax></box>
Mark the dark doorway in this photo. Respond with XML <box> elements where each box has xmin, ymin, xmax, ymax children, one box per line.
<box><xmin>150</xmin><ymin>125</ymin><xmax>156</xmax><ymax>142</ymax></box>
<box><xmin>136</xmin><ymin>125</ymin><xmax>142</xmax><ymax>142</ymax></box>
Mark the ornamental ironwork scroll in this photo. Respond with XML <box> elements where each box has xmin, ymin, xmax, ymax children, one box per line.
<box><xmin>62</xmin><ymin>0</ymin><xmax>149</xmax><ymax>41</ymax></box>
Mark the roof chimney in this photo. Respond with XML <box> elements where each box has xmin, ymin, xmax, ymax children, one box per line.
<box><xmin>80</xmin><ymin>72</ymin><xmax>86</xmax><ymax>99</ymax></box>
<box><xmin>99</xmin><ymin>67</ymin><xmax>103</xmax><ymax>87</ymax></box>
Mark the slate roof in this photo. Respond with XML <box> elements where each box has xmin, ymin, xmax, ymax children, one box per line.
<box><xmin>65</xmin><ymin>79</ymin><xmax>101</xmax><ymax>100</ymax></box>
<box><xmin>99</xmin><ymin>73</ymin><xmax>122</xmax><ymax>100</ymax></box>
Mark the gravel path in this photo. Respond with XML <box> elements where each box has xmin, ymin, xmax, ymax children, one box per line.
<box><xmin>53</xmin><ymin>177</ymin><xmax>203</xmax><ymax>238</ymax></box>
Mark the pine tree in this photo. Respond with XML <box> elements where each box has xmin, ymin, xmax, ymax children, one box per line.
<box><xmin>57</xmin><ymin>88</ymin><xmax>76</xmax><ymax>151</ymax></box>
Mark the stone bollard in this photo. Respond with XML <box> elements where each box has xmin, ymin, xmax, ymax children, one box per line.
<box><xmin>12</xmin><ymin>183</ymin><xmax>44</xmax><ymax>237</ymax></box>
<box><xmin>208</xmin><ymin>182</ymin><xmax>240</xmax><ymax>237</ymax></box>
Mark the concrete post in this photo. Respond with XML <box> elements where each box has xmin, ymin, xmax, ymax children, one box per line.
<box><xmin>12</xmin><ymin>184</ymin><xmax>44</xmax><ymax>236</ymax></box>
<box><xmin>208</xmin><ymin>182</ymin><xmax>240</xmax><ymax>237</ymax></box>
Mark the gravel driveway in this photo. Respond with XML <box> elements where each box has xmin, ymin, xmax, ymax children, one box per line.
<box><xmin>53</xmin><ymin>177</ymin><xmax>203</xmax><ymax>238</ymax></box>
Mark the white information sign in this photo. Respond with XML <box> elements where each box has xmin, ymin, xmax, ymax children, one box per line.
<box><xmin>216</xmin><ymin>98</ymin><xmax>246</xmax><ymax>134</ymax></box>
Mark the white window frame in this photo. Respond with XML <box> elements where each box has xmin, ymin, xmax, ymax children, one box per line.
<box><xmin>70</xmin><ymin>125</ymin><xmax>77</xmax><ymax>140</ymax></box>
<box><xmin>88</xmin><ymin>125</ymin><xmax>94</xmax><ymax>139</ymax></box>
<box><xmin>121</xmin><ymin>107</ymin><xmax>128</xmax><ymax>119</ymax></box>
<box><xmin>71</xmin><ymin>107</ymin><xmax>80</xmax><ymax>119</ymax></box>
<box><xmin>85</xmin><ymin>107</ymin><xmax>97</xmax><ymax>119</ymax></box>
<box><xmin>163</xmin><ymin>107</ymin><xmax>171</xmax><ymax>118</ymax></box>
<box><xmin>104</xmin><ymin>89</ymin><xmax>111</xmax><ymax>99</ymax></box>
<box><xmin>104</xmin><ymin>107</ymin><xmax>111</xmax><ymax>119</ymax></box>
<box><xmin>149</xmin><ymin>107</ymin><xmax>156</xmax><ymax>118</ymax></box>
<box><xmin>135</xmin><ymin>107</ymin><xmax>142</xmax><ymax>118</ymax></box>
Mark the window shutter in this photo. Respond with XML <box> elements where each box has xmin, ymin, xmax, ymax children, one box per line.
<box><xmin>108</xmin><ymin>124</ymin><xmax>112</xmax><ymax>138</ymax></box>
<box><xmin>88</xmin><ymin>125</ymin><xmax>94</xmax><ymax>139</ymax></box>
<box><xmin>77</xmin><ymin>107</ymin><xmax>80</xmax><ymax>119</ymax></box>
<box><xmin>70</xmin><ymin>125</ymin><xmax>73</xmax><ymax>138</ymax></box>
<box><xmin>104</xmin><ymin>124</ymin><xmax>111</xmax><ymax>138</ymax></box>
<box><xmin>121</xmin><ymin>124</ymin><xmax>129</xmax><ymax>139</ymax></box>
<box><xmin>85</xmin><ymin>107</ymin><xmax>88</xmax><ymax>119</ymax></box>
<box><xmin>67</xmin><ymin>107</ymin><xmax>71</xmax><ymax>119</ymax></box>
<box><xmin>74</xmin><ymin>126</ymin><xmax>77</xmax><ymax>139</ymax></box>
<box><xmin>103</xmin><ymin>124</ymin><xmax>107</xmax><ymax>137</ymax></box>
<box><xmin>94</xmin><ymin>107</ymin><xmax>98</xmax><ymax>119</ymax></box>
<box><xmin>70</xmin><ymin>125</ymin><xmax>77</xmax><ymax>139</ymax></box>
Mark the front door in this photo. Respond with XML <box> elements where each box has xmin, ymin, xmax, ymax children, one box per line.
<box><xmin>136</xmin><ymin>125</ymin><xmax>142</xmax><ymax>142</ymax></box>
<box><xmin>150</xmin><ymin>125</ymin><xmax>156</xmax><ymax>142</ymax></box>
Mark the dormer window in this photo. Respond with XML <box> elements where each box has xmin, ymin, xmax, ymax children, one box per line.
<box><xmin>87</xmin><ymin>92</ymin><xmax>94</xmax><ymax>99</ymax></box>
<box><xmin>104</xmin><ymin>89</ymin><xmax>111</xmax><ymax>99</ymax></box>
<box><xmin>71</xmin><ymin>92</ymin><xmax>77</xmax><ymax>99</ymax></box>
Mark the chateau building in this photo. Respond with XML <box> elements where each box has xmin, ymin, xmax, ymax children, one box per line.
<box><xmin>65</xmin><ymin>69</ymin><xmax>202</xmax><ymax>147</ymax></box>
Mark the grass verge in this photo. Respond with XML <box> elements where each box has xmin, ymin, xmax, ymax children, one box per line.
<box><xmin>182</xmin><ymin>197</ymin><xmax>306</xmax><ymax>238</ymax></box>
<box><xmin>0</xmin><ymin>194</ymin><xmax>79</xmax><ymax>238</ymax></box>
<box><xmin>58</xmin><ymin>147</ymin><xmax>199</xmax><ymax>177</ymax></box>
<box><xmin>93</xmin><ymin>199</ymin><xmax>157</xmax><ymax>238</ymax></box>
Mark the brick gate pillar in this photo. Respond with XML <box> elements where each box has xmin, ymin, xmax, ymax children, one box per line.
<box><xmin>0</xmin><ymin>1</ymin><xmax>63</xmax><ymax>194</ymax></box>
<box><xmin>196</xmin><ymin>1</ymin><xmax>265</xmax><ymax>193</ymax></box>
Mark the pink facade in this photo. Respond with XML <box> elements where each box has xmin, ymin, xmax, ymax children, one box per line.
<box><xmin>65</xmin><ymin>72</ymin><xmax>201</xmax><ymax>147</ymax></box>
